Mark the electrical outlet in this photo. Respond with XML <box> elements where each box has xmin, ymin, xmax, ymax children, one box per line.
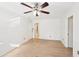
<box><xmin>62</xmin><ymin>38</ymin><xmax>64</xmax><ymax>40</ymax></box>
<box><xmin>24</xmin><ymin>37</ymin><xmax>26</xmax><ymax>40</ymax></box>
<box><xmin>49</xmin><ymin>35</ymin><xmax>52</xmax><ymax>38</ymax></box>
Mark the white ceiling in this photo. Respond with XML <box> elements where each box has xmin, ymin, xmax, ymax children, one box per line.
<box><xmin>0</xmin><ymin>2</ymin><xmax>75</xmax><ymax>19</ymax></box>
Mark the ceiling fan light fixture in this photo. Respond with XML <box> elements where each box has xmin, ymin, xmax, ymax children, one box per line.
<box><xmin>21</xmin><ymin>2</ymin><xmax>49</xmax><ymax>16</ymax></box>
<box><xmin>33</xmin><ymin>10</ymin><xmax>40</xmax><ymax>16</ymax></box>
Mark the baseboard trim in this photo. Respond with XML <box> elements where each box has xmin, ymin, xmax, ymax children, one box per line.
<box><xmin>60</xmin><ymin>39</ymin><xmax>65</xmax><ymax>47</ymax></box>
<box><xmin>60</xmin><ymin>39</ymin><xmax>69</xmax><ymax>48</ymax></box>
<box><xmin>39</xmin><ymin>38</ymin><xmax>61</xmax><ymax>40</ymax></box>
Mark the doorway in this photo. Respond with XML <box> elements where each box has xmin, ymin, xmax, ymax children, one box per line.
<box><xmin>68</xmin><ymin>16</ymin><xmax>73</xmax><ymax>48</ymax></box>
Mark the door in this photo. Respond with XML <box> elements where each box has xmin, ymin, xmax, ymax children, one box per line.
<box><xmin>68</xmin><ymin>16</ymin><xmax>73</xmax><ymax>48</ymax></box>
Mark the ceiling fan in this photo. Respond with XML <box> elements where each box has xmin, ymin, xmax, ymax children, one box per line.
<box><xmin>21</xmin><ymin>2</ymin><xmax>50</xmax><ymax>16</ymax></box>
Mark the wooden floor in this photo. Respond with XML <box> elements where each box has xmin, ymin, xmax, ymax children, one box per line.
<box><xmin>4</xmin><ymin>39</ymin><xmax>73</xmax><ymax>57</ymax></box>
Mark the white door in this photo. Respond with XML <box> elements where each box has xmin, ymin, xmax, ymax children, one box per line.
<box><xmin>68</xmin><ymin>16</ymin><xmax>73</xmax><ymax>48</ymax></box>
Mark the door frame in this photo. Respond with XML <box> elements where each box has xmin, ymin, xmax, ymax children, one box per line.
<box><xmin>68</xmin><ymin>15</ymin><xmax>73</xmax><ymax>48</ymax></box>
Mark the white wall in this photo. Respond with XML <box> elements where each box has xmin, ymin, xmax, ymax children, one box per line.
<box><xmin>72</xmin><ymin>4</ymin><xmax>79</xmax><ymax>57</ymax></box>
<box><xmin>0</xmin><ymin>10</ymin><xmax>32</xmax><ymax>56</ymax></box>
<box><xmin>36</xmin><ymin>19</ymin><xmax>65</xmax><ymax>40</ymax></box>
<box><xmin>63</xmin><ymin>3</ymin><xmax>79</xmax><ymax>56</ymax></box>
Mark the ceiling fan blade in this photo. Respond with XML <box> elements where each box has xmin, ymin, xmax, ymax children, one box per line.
<box><xmin>41</xmin><ymin>2</ymin><xmax>49</xmax><ymax>8</ymax></box>
<box><xmin>24</xmin><ymin>11</ymin><xmax>32</xmax><ymax>14</ymax></box>
<box><xmin>40</xmin><ymin>10</ymin><xmax>50</xmax><ymax>14</ymax></box>
<box><xmin>21</xmin><ymin>3</ymin><xmax>32</xmax><ymax>9</ymax></box>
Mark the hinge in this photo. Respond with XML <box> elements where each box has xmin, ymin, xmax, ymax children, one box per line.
<box><xmin>67</xmin><ymin>33</ymin><xmax>69</xmax><ymax>36</ymax></box>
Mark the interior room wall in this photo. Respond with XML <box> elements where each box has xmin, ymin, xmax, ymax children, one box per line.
<box><xmin>63</xmin><ymin>3</ymin><xmax>79</xmax><ymax>56</ymax></box>
<box><xmin>0</xmin><ymin>10</ymin><xmax>32</xmax><ymax>56</ymax></box>
<box><xmin>37</xmin><ymin>18</ymin><xmax>65</xmax><ymax>41</ymax></box>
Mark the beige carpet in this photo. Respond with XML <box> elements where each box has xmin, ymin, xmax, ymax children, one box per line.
<box><xmin>4</xmin><ymin>39</ymin><xmax>73</xmax><ymax>57</ymax></box>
